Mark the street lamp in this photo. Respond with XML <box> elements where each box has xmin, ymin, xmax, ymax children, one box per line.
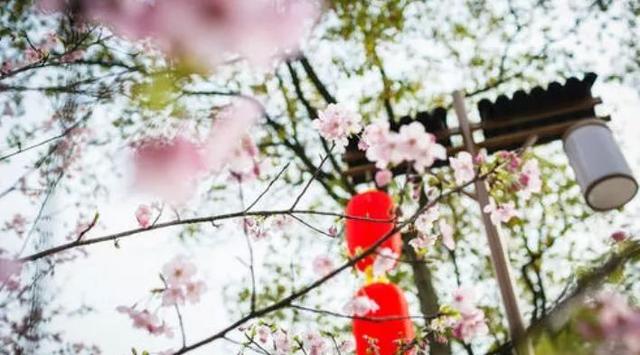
<box><xmin>342</xmin><ymin>72</ymin><xmax>637</xmax><ymax>355</ymax></box>
<box><xmin>563</xmin><ymin>119</ymin><xmax>638</xmax><ymax>211</ymax></box>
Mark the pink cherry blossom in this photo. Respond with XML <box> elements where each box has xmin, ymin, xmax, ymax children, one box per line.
<box><xmin>185</xmin><ymin>281</ymin><xmax>206</xmax><ymax>304</ymax></box>
<box><xmin>474</xmin><ymin>149</ymin><xmax>488</xmax><ymax>165</ymax></box>
<box><xmin>449</xmin><ymin>151</ymin><xmax>475</xmax><ymax>185</ymax></box>
<box><xmin>375</xmin><ymin>169</ymin><xmax>393</xmax><ymax>187</ymax></box>
<box><xmin>206</xmin><ymin>99</ymin><xmax>262</xmax><ymax>173</ymax></box>
<box><xmin>343</xmin><ymin>295</ymin><xmax>380</xmax><ymax>317</ymax></box>
<box><xmin>0</xmin><ymin>257</ymin><xmax>22</xmax><ymax>286</ymax></box>
<box><xmin>228</xmin><ymin>135</ymin><xmax>261</xmax><ymax>180</ymax></box>
<box><xmin>327</xmin><ymin>225</ymin><xmax>338</xmax><ymax>237</ymax></box>
<box><xmin>312</xmin><ymin>103</ymin><xmax>363</xmax><ymax>151</ymax></box>
<box><xmin>450</xmin><ymin>287</ymin><xmax>489</xmax><ymax>341</ymax></box>
<box><xmin>483</xmin><ymin>199</ymin><xmax>518</xmax><ymax>226</ymax></box>
<box><xmin>43</xmin><ymin>0</ymin><xmax>319</xmax><ymax>69</ymax></box>
<box><xmin>116</xmin><ymin>306</ymin><xmax>173</xmax><ymax>337</ymax></box>
<box><xmin>273</xmin><ymin>330</ymin><xmax>292</xmax><ymax>355</ymax></box>
<box><xmin>133</xmin><ymin>135</ymin><xmax>206</xmax><ymax>201</ymax></box>
<box><xmin>135</xmin><ymin>205</ymin><xmax>152</xmax><ymax>228</ymax></box>
<box><xmin>312</xmin><ymin>255</ymin><xmax>334</xmax><ymax>276</ymax></box>
<box><xmin>372</xmin><ymin>247</ymin><xmax>396</xmax><ymax>277</ymax></box>
<box><xmin>452</xmin><ymin>307</ymin><xmax>489</xmax><ymax>342</ymax></box>
<box><xmin>162</xmin><ymin>256</ymin><xmax>197</xmax><ymax>287</ymax></box>
<box><xmin>518</xmin><ymin>159</ymin><xmax>542</xmax><ymax>200</ymax></box>
<box><xmin>497</xmin><ymin>150</ymin><xmax>522</xmax><ymax>172</ymax></box>
<box><xmin>439</xmin><ymin>220</ymin><xmax>455</xmax><ymax>250</ymax></box>
<box><xmin>414</xmin><ymin>207</ymin><xmax>440</xmax><ymax>235</ymax></box>
<box><xmin>303</xmin><ymin>331</ymin><xmax>328</xmax><ymax>355</ymax></box>
<box><xmin>162</xmin><ymin>286</ymin><xmax>186</xmax><ymax>306</ymax></box>
<box><xmin>256</xmin><ymin>325</ymin><xmax>271</xmax><ymax>344</ymax></box>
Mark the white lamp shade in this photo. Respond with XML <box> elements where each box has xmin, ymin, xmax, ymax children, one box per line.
<box><xmin>563</xmin><ymin>119</ymin><xmax>638</xmax><ymax>211</ymax></box>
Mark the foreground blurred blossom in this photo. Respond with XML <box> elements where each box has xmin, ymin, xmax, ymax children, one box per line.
<box><xmin>41</xmin><ymin>0</ymin><xmax>320</xmax><ymax>68</ymax></box>
<box><xmin>312</xmin><ymin>103</ymin><xmax>363</xmax><ymax>151</ymax></box>
<box><xmin>273</xmin><ymin>330</ymin><xmax>292</xmax><ymax>355</ymax></box>
<box><xmin>116</xmin><ymin>306</ymin><xmax>173</xmax><ymax>337</ymax></box>
<box><xmin>161</xmin><ymin>286</ymin><xmax>186</xmax><ymax>306</ymax></box>
<box><xmin>343</xmin><ymin>295</ymin><xmax>380</xmax><ymax>317</ymax></box>
<box><xmin>0</xmin><ymin>257</ymin><xmax>22</xmax><ymax>287</ymax></box>
<box><xmin>206</xmin><ymin>99</ymin><xmax>262</xmax><ymax>172</ymax></box>
<box><xmin>133</xmin><ymin>135</ymin><xmax>205</xmax><ymax>201</ymax></box>
<box><xmin>579</xmin><ymin>291</ymin><xmax>640</xmax><ymax>354</ymax></box>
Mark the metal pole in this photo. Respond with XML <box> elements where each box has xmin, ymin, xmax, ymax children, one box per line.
<box><xmin>452</xmin><ymin>90</ymin><xmax>533</xmax><ymax>355</ymax></box>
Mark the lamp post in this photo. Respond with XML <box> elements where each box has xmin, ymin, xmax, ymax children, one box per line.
<box><xmin>342</xmin><ymin>72</ymin><xmax>638</xmax><ymax>354</ymax></box>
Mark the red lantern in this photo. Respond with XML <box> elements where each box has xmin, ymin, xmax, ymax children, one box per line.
<box><xmin>353</xmin><ymin>282</ymin><xmax>415</xmax><ymax>355</ymax></box>
<box><xmin>345</xmin><ymin>190</ymin><xmax>402</xmax><ymax>272</ymax></box>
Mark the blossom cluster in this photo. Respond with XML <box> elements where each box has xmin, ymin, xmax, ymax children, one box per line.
<box><xmin>360</xmin><ymin>121</ymin><xmax>446</xmax><ymax>173</ymax></box>
<box><xmin>430</xmin><ymin>287</ymin><xmax>489</xmax><ymax>343</ymax></box>
<box><xmin>312</xmin><ymin>103</ymin><xmax>363</xmax><ymax>151</ymax></box>
<box><xmin>160</xmin><ymin>256</ymin><xmax>207</xmax><ymax>306</ymax></box>
<box><xmin>41</xmin><ymin>0</ymin><xmax>319</xmax><ymax>69</ymax></box>
<box><xmin>578</xmin><ymin>291</ymin><xmax>640</xmax><ymax>354</ymax></box>
<box><xmin>241</xmin><ymin>323</ymin><xmax>354</xmax><ymax>355</ymax></box>
<box><xmin>409</xmin><ymin>206</ymin><xmax>455</xmax><ymax>253</ymax></box>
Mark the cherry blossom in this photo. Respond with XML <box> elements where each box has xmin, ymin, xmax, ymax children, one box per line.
<box><xmin>518</xmin><ymin>159</ymin><xmax>542</xmax><ymax>200</ymax></box>
<box><xmin>497</xmin><ymin>150</ymin><xmax>522</xmax><ymax>172</ymax></box>
<box><xmin>408</xmin><ymin>233</ymin><xmax>438</xmax><ymax>253</ymax></box>
<box><xmin>483</xmin><ymin>199</ymin><xmax>518</xmax><ymax>226</ymax></box>
<box><xmin>206</xmin><ymin>99</ymin><xmax>262</xmax><ymax>173</ymax></box>
<box><xmin>579</xmin><ymin>291</ymin><xmax>640</xmax><ymax>354</ymax></box>
<box><xmin>343</xmin><ymin>295</ymin><xmax>380</xmax><ymax>317</ymax></box>
<box><xmin>312</xmin><ymin>103</ymin><xmax>363</xmax><ymax>151</ymax></box>
<box><xmin>42</xmin><ymin>0</ymin><xmax>320</xmax><ymax>69</ymax></box>
<box><xmin>184</xmin><ymin>281</ymin><xmax>206</xmax><ymax>304</ymax></box>
<box><xmin>135</xmin><ymin>205</ymin><xmax>152</xmax><ymax>228</ymax></box>
<box><xmin>439</xmin><ymin>220</ymin><xmax>455</xmax><ymax>250</ymax></box>
<box><xmin>375</xmin><ymin>169</ymin><xmax>393</xmax><ymax>187</ymax></box>
<box><xmin>243</xmin><ymin>217</ymin><xmax>269</xmax><ymax>240</ymax></box>
<box><xmin>116</xmin><ymin>306</ymin><xmax>173</xmax><ymax>337</ymax></box>
<box><xmin>450</xmin><ymin>287</ymin><xmax>489</xmax><ymax>342</ymax></box>
<box><xmin>133</xmin><ymin>135</ymin><xmax>205</xmax><ymax>201</ymax></box>
<box><xmin>162</xmin><ymin>286</ymin><xmax>186</xmax><ymax>306</ymax></box>
<box><xmin>256</xmin><ymin>324</ymin><xmax>271</xmax><ymax>344</ymax></box>
<box><xmin>273</xmin><ymin>330</ymin><xmax>292</xmax><ymax>355</ymax></box>
<box><xmin>452</xmin><ymin>307</ymin><xmax>489</xmax><ymax>342</ymax></box>
<box><xmin>414</xmin><ymin>206</ymin><xmax>440</xmax><ymax>234</ymax></box>
<box><xmin>161</xmin><ymin>256</ymin><xmax>197</xmax><ymax>287</ymax></box>
<box><xmin>372</xmin><ymin>247</ymin><xmax>397</xmax><ymax>277</ymax></box>
<box><xmin>228</xmin><ymin>135</ymin><xmax>261</xmax><ymax>180</ymax></box>
<box><xmin>312</xmin><ymin>255</ymin><xmax>334</xmax><ymax>276</ymax></box>
<box><xmin>397</xmin><ymin>122</ymin><xmax>447</xmax><ymax>173</ymax></box>
<box><xmin>0</xmin><ymin>257</ymin><xmax>22</xmax><ymax>286</ymax></box>
<box><xmin>303</xmin><ymin>330</ymin><xmax>328</xmax><ymax>355</ymax></box>
<box><xmin>449</xmin><ymin>151</ymin><xmax>475</xmax><ymax>185</ymax></box>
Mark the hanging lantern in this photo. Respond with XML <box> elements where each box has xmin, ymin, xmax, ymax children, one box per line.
<box><xmin>563</xmin><ymin>119</ymin><xmax>638</xmax><ymax>211</ymax></box>
<box><xmin>345</xmin><ymin>190</ymin><xmax>402</xmax><ymax>272</ymax></box>
<box><xmin>352</xmin><ymin>282</ymin><xmax>415</xmax><ymax>355</ymax></box>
